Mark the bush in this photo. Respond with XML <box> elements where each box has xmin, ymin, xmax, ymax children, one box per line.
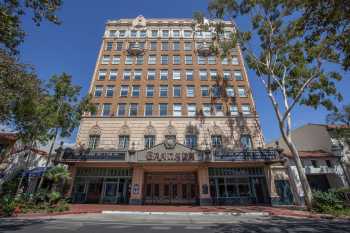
<box><xmin>0</xmin><ymin>195</ymin><xmax>17</xmax><ymax>217</ymax></box>
<box><xmin>48</xmin><ymin>191</ymin><xmax>61</xmax><ymax>205</ymax></box>
<box><xmin>312</xmin><ymin>190</ymin><xmax>344</xmax><ymax>213</ymax></box>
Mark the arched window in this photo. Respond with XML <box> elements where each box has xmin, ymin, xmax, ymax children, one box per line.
<box><xmin>88</xmin><ymin>135</ymin><xmax>100</xmax><ymax>149</ymax></box>
<box><xmin>240</xmin><ymin>134</ymin><xmax>253</xmax><ymax>149</ymax></box>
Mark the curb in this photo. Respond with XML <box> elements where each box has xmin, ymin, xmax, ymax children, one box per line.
<box><xmin>101</xmin><ymin>210</ymin><xmax>270</xmax><ymax>217</ymax></box>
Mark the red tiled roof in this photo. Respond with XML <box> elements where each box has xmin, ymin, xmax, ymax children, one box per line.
<box><xmin>326</xmin><ymin>124</ymin><xmax>350</xmax><ymax>129</ymax></box>
<box><xmin>0</xmin><ymin>132</ymin><xmax>17</xmax><ymax>141</ymax></box>
<box><xmin>283</xmin><ymin>150</ymin><xmax>334</xmax><ymax>158</ymax></box>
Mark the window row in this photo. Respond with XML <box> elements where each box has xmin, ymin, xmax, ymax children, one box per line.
<box><xmin>101</xmin><ymin>54</ymin><xmax>239</xmax><ymax>66</ymax></box>
<box><xmin>89</xmin><ymin>133</ymin><xmax>252</xmax><ymax>150</ymax></box>
<box><xmin>92</xmin><ymin>103</ymin><xmax>251</xmax><ymax>117</ymax></box>
<box><xmin>94</xmin><ymin>85</ymin><xmax>247</xmax><ymax>98</ymax></box>
<box><xmin>97</xmin><ymin>69</ymin><xmax>244</xmax><ymax>81</ymax></box>
<box><xmin>107</xmin><ymin>29</ymin><xmax>232</xmax><ymax>39</ymax></box>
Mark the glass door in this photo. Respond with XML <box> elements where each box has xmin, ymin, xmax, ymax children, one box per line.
<box><xmin>102</xmin><ymin>182</ymin><xmax>119</xmax><ymax>203</ymax></box>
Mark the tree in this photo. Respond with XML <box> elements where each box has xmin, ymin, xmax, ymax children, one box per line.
<box><xmin>44</xmin><ymin>165</ymin><xmax>70</xmax><ymax>192</ymax></box>
<box><xmin>327</xmin><ymin>104</ymin><xmax>350</xmax><ymax>127</ymax></box>
<box><xmin>37</xmin><ymin>73</ymin><xmax>95</xmax><ymax>190</ymax></box>
<box><xmin>198</xmin><ymin>0</ymin><xmax>344</xmax><ymax>209</ymax></box>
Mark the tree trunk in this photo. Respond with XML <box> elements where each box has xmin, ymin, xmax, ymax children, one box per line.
<box><xmin>37</xmin><ymin>129</ymin><xmax>58</xmax><ymax>191</ymax></box>
<box><xmin>16</xmin><ymin>148</ymin><xmax>33</xmax><ymax>195</ymax></box>
<box><xmin>285</xmin><ymin>138</ymin><xmax>313</xmax><ymax>210</ymax></box>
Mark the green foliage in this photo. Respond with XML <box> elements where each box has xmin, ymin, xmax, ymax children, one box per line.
<box><xmin>47</xmin><ymin>191</ymin><xmax>61</xmax><ymax>205</ymax></box>
<box><xmin>312</xmin><ymin>190</ymin><xmax>344</xmax><ymax>213</ymax></box>
<box><xmin>45</xmin><ymin>165</ymin><xmax>70</xmax><ymax>184</ymax></box>
<box><xmin>0</xmin><ymin>195</ymin><xmax>17</xmax><ymax>217</ymax></box>
<box><xmin>0</xmin><ymin>0</ymin><xmax>62</xmax><ymax>54</ymax></box>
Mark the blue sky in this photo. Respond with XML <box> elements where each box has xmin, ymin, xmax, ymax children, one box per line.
<box><xmin>19</xmin><ymin>0</ymin><xmax>349</xmax><ymax>144</ymax></box>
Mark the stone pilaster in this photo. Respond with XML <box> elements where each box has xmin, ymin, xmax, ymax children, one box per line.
<box><xmin>129</xmin><ymin>166</ymin><xmax>144</xmax><ymax>205</ymax></box>
<box><xmin>197</xmin><ymin>166</ymin><xmax>212</xmax><ymax>205</ymax></box>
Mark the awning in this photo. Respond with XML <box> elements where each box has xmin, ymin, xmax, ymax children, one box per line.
<box><xmin>22</xmin><ymin>167</ymin><xmax>49</xmax><ymax>177</ymax></box>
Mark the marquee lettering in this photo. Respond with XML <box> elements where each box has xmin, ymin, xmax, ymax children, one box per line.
<box><xmin>145</xmin><ymin>151</ymin><xmax>195</xmax><ymax>161</ymax></box>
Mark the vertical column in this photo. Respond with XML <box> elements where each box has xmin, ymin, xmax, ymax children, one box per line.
<box><xmin>129</xmin><ymin>166</ymin><xmax>144</xmax><ymax>205</ymax></box>
<box><xmin>264</xmin><ymin>165</ymin><xmax>280</xmax><ymax>205</ymax></box>
<box><xmin>197</xmin><ymin>166</ymin><xmax>211</xmax><ymax>205</ymax></box>
<box><xmin>66</xmin><ymin>165</ymin><xmax>77</xmax><ymax>198</ymax></box>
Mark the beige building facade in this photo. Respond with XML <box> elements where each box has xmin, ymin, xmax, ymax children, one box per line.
<box><xmin>62</xmin><ymin>16</ymin><xmax>290</xmax><ymax>206</ymax></box>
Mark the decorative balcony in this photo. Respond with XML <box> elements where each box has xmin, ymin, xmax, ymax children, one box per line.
<box><xmin>61</xmin><ymin>148</ymin><xmax>127</xmax><ymax>161</ymax></box>
<box><xmin>206</xmin><ymin>148</ymin><xmax>283</xmax><ymax>162</ymax></box>
<box><xmin>127</xmin><ymin>43</ymin><xmax>144</xmax><ymax>55</ymax></box>
<box><xmin>197</xmin><ymin>44</ymin><xmax>211</xmax><ymax>56</ymax></box>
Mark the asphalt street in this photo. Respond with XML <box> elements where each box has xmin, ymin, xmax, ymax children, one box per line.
<box><xmin>0</xmin><ymin>213</ymin><xmax>349</xmax><ymax>233</ymax></box>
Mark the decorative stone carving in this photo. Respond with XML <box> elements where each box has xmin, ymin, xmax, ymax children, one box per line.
<box><xmin>212</xmin><ymin>124</ymin><xmax>223</xmax><ymax>135</ymax></box>
<box><xmin>119</xmin><ymin>124</ymin><xmax>130</xmax><ymax>135</ymax></box>
<box><xmin>132</xmin><ymin>15</ymin><xmax>146</xmax><ymax>28</ymax></box>
<box><xmin>144</xmin><ymin>124</ymin><xmax>156</xmax><ymax>135</ymax></box>
<box><xmin>89</xmin><ymin>125</ymin><xmax>101</xmax><ymax>135</ymax></box>
<box><xmin>185</xmin><ymin>124</ymin><xmax>199</xmax><ymax>135</ymax></box>
<box><xmin>163</xmin><ymin>123</ymin><xmax>177</xmax><ymax>136</ymax></box>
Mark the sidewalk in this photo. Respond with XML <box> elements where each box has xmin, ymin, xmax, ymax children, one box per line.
<box><xmin>12</xmin><ymin>204</ymin><xmax>335</xmax><ymax>219</ymax></box>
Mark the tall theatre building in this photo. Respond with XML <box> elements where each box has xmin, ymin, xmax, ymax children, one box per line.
<box><xmin>62</xmin><ymin>16</ymin><xmax>287</xmax><ymax>205</ymax></box>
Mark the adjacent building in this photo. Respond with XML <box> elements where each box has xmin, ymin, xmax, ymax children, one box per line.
<box><xmin>61</xmin><ymin>16</ymin><xmax>285</xmax><ymax>205</ymax></box>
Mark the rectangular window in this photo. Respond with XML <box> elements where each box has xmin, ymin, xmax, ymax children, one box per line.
<box><xmin>125</xmin><ymin>56</ymin><xmax>133</xmax><ymax>65</ymax></box>
<box><xmin>102</xmin><ymin>103</ymin><xmax>111</xmax><ymax>116</ymax></box>
<box><xmin>232</xmin><ymin>56</ymin><xmax>239</xmax><ymax>65</ymax></box>
<box><xmin>173</xmin><ymin>55</ymin><xmax>180</xmax><ymax>65</ymax></box>
<box><xmin>91</xmin><ymin>103</ymin><xmax>99</xmax><ymax>116</ymax></box>
<box><xmin>145</xmin><ymin>103</ymin><xmax>153</xmax><ymax>116</ymax></box>
<box><xmin>147</xmin><ymin>70</ymin><xmax>156</xmax><ymax>80</ymax></box>
<box><xmin>311</xmin><ymin>160</ymin><xmax>319</xmax><ymax>168</ymax></box>
<box><xmin>109</xmin><ymin>70</ymin><xmax>117</xmax><ymax>80</ymax></box>
<box><xmin>106</xmin><ymin>42</ymin><xmax>113</xmax><ymax>51</ymax></box>
<box><xmin>120</xmin><ymin>85</ymin><xmax>128</xmax><ymax>97</ymax></box>
<box><xmin>116</xmin><ymin>42</ymin><xmax>123</xmax><ymax>51</ymax></box>
<box><xmin>210</xmin><ymin>70</ymin><xmax>217</xmax><ymax>80</ymax></box>
<box><xmin>119</xmin><ymin>135</ymin><xmax>129</xmax><ymax>149</ymax></box>
<box><xmin>173</xmin><ymin>86</ymin><xmax>181</xmax><ymax>97</ymax></box>
<box><xmin>106</xmin><ymin>86</ymin><xmax>114</xmax><ymax>97</ymax></box>
<box><xmin>148</xmin><ymin>55</ymin><xmax>156</xmax><ymax>64</ymax></box>
<box><xmin>184</xmin><ymin>30</ymin><xmax>192</xmax><ymax>38</ymax></box>
<box><xmin>187</xmin><ymin>104</ymin><xmax>196</xmax><ymax>116</ymax></box>
<box><xmin>130</xmin><ymin>30</ymin><xmax>137</xmax><ymax>37</ymax></box>
<box><xmin>185</xmin><ymin>55</ymin><xmax>193</xmax><ymax>64</ymax></box>
<box><xmin>109</xmin><ymin>30</ymin><xmax>116</xmax><ymax>37</ymax></box>
<box><xmin>201</xmin><ymin>86</ymin><xmax>209</xmax><ymax>97</ymax></box>
<box><xmin>173</xmin><ymin>30</ymin><xmax>180</xmax><ymax>38</ymax></box>
<box><xmin>162</xmin><ymin>30</ymin><xmax>169</xmax><ymax>38</ymax></box>
<box><xmin>230</xmin><ymin>105</ymin><xmax>238</xmax><ymax>116</ymax></box>
<box><xmin>123</xmin><ymin>70</ymin><xmax>131</xmax><ymax>80</ymax></box>
<box><xmin>221</xmin><ymin>57</ymin><xmax>229</xmax><ymax>65</ymax></box>
<box><xmin>133</xmin><ymin>70</ymin><xmax>142</xmax><ymax>80</ymax></box>
<box><xmin>186</xmin><ymin>70</ymin><xmax>193</xmax><ymax>80</ymax></box>
<box><xmin>234</xmin><ymin>70</ymin><xmax>243</xmax><ymax>81</ymax></box>
<box><xmin>146</xmin><ymin>85</ymin><xmax>154</xmax><ymax>97</ymax></box>
<box><xmin>140</xmin><ymin>30</ymin><xmax>146</xmax><ymax>38</ymax></box>
<box><xmin>173</xmin><ymin>104</ymin><xmax>182</xmax><ymax>116</ymax></box>
<box><xmin>173</xmin><ymin>41</ymin><xmax>180</xmax><ymax>50</ymax></box>
<box><xmin>117</xmin><ymin>103</ymin><xmax>126</xmax><ymax>116</ymax></box>
<box><xmin>226</xmin><ymin>86</ymin><xmax>234</xmax><ymax>97</ymax></box>
<box><xmin>151</xmin><ymin>30</ymin><xmax>158</xmax><ymax>38</ymax></box>
<box><xmin>242</xmin><ymin>104</ymin><xmax>251</xmax><ymax>115</ymax></box>
<box><xmin>102</xmin><ymin>55</ymin><xmax>110</xmax><ymax>64</ymax></box>
<box><xmin>208</xmin><ymin>56</ymin><xmax>216</xmax><ymax>64</ymax></box>
<box><xmin>203</xmin><ymin>104</ymin><xmax>211</xmax><ymax>116</ymax></box>
<box><xmin>129</xmin><ymin>103</ymin><xmax>138</xmax><ymax>116</ymax></box>
<box><xmin>173</xmin><ymin>70</ymin><xmax>181</xmax><ymax>80</ymax></box>
<box><xmin>132</xmin><ymin>85</ymin><xmax>140</xmax><ymax>97</ymax></box>
<box><xmin>112</xmin><ymin>55</ymin><xmax>120</xmax><ymax>64</ymax></box>
<box><xmin>159</xmin><ymin>103</ymin><xmax>168</xmax><ymax>116</ymax></box>
<box><xmin>212</xmin><ymin>135</ymin><xmax>222</xmax><ymax>147</ymax></box>
<box><xmin>185</xmin><ymin>135</ymin><xmax>197</xmax><ymax>148</ymax></box>
<box><xmin>212</xmin><ymin>85</ymin><xmax>221</xmax><ymax>97</ymax></box>
<box><xmin>161</xmin><ymin>55</ymin><xmax>169</xmax><ymax>64</ymax></box>
<box><xmin>223</xmin><ymin>70</ymin><xmax>231</xmax><ymax>80</ymax></box>
<box><xmin>187</xmin><ymin>86</ymin><xmax>195</xmax><ymax>97</ymax></box>
<box><xmin>238</xmin><ymin>87</ymin><xmax>246</xmax><ymax>97</ymax></box>
<box><xmin>326</xmin><ymin>160</ymin><xmax>333</xmax><ymax>168</ymax></box>
<box><xmin>94</xmin><ymin>86</ymin><xmax>103</xmax><ymax>97</ymax></box>
<box><xmin>160</xmin><ymin>70</ymin><xmax>168</xmax><ymax>80</ymax></box>
<box><xmin>88</xmin><ymin>135</ymin><xmax>100</xmax><ymax>149</ymax></box>
<box><xmin>144</xmin><ymin>135</ymin><xmax>155</xmax><ymax>149</ymax></box>
<box><xmin>197</xmin><ymin>56</ymin><xmax>206</xmax><ymax>65</ymax></box>
<box><xmin>160</xmin><ymin>85</ymin><xmax>168</xmax><ymax>97</ymax></box>
<box><xmin>184</xmin><ymin>42</ymin><xmax>192</xmax><ymax>51</ymax></box>
<box><xmin>200</xmin><ymin>70</ymin><xmax>208</xmax><ymax>80</ymax></box>
<box><xmin>214</xmin><ymin>103</ymin><xmax>224</xmax><ymax>116</ymax></box>
<box><xmin>98</xmin><ymin>70</ymin><xmax>106</xmax><ymax>80</ymax></box>
<box><xmin>161</xmin><ymin>42</ymin><xmax>169</xmax><ymax>51</ymax></box>
<box><xmin>150</xmin><ymin>41</ymin><xmax>157</xmax><ymax>50</ymax></box>
<box><xmin>136</xmin><ymin>55</ymin><xmax>144</xmax><ymax>65</ymax></box>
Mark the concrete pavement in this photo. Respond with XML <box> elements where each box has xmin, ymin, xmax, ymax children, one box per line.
<box><xmin>1</xmin><ymin>212</ymin><xmax>350</xmax><ymax>233</ymax></box>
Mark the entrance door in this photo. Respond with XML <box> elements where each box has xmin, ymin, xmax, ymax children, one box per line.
<box><xmin>86</xmin><ymin>179</ymin><xmax>103</xmax><ymax>203</ymax></box>
<box><xmin>102</xmin><ymin>178</ymin><xmax>131</xmax><ymax>204</ymax></box>
<box><xmin>144</xmin><ymin>173</ymin><xmax>197</xmax><ymax>205</ymax></box>
<box><xmin>275</xmin><ymin>180</ymin><xmax>294</xmax><ymax>205</ymax></box>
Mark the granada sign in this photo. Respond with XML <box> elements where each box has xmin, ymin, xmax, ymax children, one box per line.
<box><xmin>145</xmin><ymin>151</ymin><xmax>195</xmax><ymax>161</ymax></box>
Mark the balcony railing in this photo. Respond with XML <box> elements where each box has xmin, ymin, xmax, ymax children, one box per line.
<box><xmin>61</xmin><ymin>148</ymin><xmax>127</xmax><ymax>161</ymax></box>
<box><xmin>206</xmin><ymin>148</ymin><xmax>282</xmax><ymax>162</ymax></box>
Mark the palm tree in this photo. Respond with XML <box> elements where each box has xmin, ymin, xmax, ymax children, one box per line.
<box><xmin>44</xmin><ymin>165</ymin><xmax>70</xmax><ymax>193</ymax></box>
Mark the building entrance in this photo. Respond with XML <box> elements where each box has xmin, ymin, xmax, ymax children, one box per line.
<box><xmin>144</xmin><ymin>172</ymin><xmax>198</xmax><ymax>205</ymax></box>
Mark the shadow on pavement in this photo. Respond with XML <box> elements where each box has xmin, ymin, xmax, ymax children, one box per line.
<box><xmin>0</xmin><ymin>219</ymin><xmax>54</xmax><ymax>233</ymax></box>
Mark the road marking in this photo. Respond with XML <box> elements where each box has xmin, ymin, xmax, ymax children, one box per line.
<box><xmin>185</xmin><ymin>226</ymin><xmax>205</xmax><ymax>230</ymax></box>
<box><xmin>151</xmin><ymin>226</ymin><xmax>171</xmax><ymax>230</ymax></box>
<box><xmin>108</xmin><ymin>225</ymin><xmax>131</xmax><ymax>229</ymax></box>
